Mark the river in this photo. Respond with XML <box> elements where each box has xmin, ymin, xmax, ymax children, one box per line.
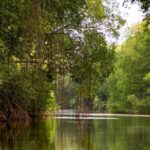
<box><xmin>0</xmin><ymin>115</ymin><xmax>150</xmax><ymax>150</ymax></box>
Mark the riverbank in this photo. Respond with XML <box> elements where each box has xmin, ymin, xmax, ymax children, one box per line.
<box><xmin>41</xmin><ymin>109</ymin><xmax>150</xmax><ymax>118</ymax></box>
<box><xmin>55</xmin><ymin>110</ymin><xmax>150</xmax><ymax>118</ymax></box>
<box><xmin>1</xmin><ymin>110</ymin><xmax>150</xmax><ymax>122</ymax></box>
<box><xmin>0</xmin><ymin>110</ymin><xmax>31</xmax><ymax>122</ymax></box>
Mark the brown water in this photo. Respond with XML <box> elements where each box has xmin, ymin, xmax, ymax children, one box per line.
<box><xmin>0</xmin><ymin>117</ymin><xmax>150</xmax><ymax>150</ymax></box>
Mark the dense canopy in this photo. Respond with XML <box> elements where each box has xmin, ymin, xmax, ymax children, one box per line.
<box><xmin>0</xmin><ymin>0</ymin><xmax>149</xmax><ymax>120</ymax></box>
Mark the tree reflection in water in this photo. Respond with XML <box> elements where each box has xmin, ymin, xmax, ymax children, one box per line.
<box><xmin>0</xmin><ymin>117</ymin><xmax>150</xmax><ymax>150</ymax></box>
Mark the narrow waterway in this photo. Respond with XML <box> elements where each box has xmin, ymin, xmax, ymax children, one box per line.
<box><xmin>0</xmin><ymin>116</ymin><xmax>150</xmax><ymax>150</ymax></box>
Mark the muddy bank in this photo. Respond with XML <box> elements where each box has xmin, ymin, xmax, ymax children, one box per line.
<box><xmin>0</xmin><ymin>110</ymin><xmax>56</xmax><ymax>122</ymax></box>
<box><xmin>0</xmin><ymin>110</ymin><xmax>31</xmax><ymax>122</ymax></box>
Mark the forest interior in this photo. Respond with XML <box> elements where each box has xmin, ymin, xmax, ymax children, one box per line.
<box><xmin>0</xmin><ymin>0</ymin><xmax>149</xmax><ymax>122</ymax></box>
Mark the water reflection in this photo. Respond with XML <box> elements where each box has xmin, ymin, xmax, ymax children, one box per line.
<box><xmin>0</xmin><ymin>117</ymin><xmax>150</xmax><ymax>150</ymax></box>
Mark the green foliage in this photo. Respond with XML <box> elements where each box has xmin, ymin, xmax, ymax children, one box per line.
<box><xmin>0</xmin><ymin>62</ymin><xmax>57</xmax><ymax>115</ymax></box>
<box><xmin>69</xmin><ymin>31</ymin><xmax>114</xmax><ymax>110</ymax></box>
<box><xmin>93</xmin><ymin>96</ymin><xmax>106</xmax><ymax>112</ymax></box>
<box><xmin>126</xmin><ymin>95</ymin><xmax>150</xmax><ymax>114</ymax></box>
<box><xmin>86</xmin><ymin>0</ymin><xmax>106</xmax><ymax>20</ymax></box>
<box><xmin>0</xmin><ymin>39</ymin><xmax>8</xmax><ymax>63</ymax></box>
<box><xmin>0</xmin><ymin>0</ymin><xmax>132</xmax><ymax>115</ymax></box>
<box><xmin>107</xmin><ymin>22</ymin><xmax>150</xmax><ymax>114</ymax></box>
<box><xmin>0</xmin><ymin>0</ymin><xmax>148</xmax><ymax>116</ymax></box>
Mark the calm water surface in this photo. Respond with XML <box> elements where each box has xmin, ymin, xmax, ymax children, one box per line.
<box><xmin>0</xmin><ymin>117</ymin><xmax>150</xmax><ymax>150</ymax></box>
